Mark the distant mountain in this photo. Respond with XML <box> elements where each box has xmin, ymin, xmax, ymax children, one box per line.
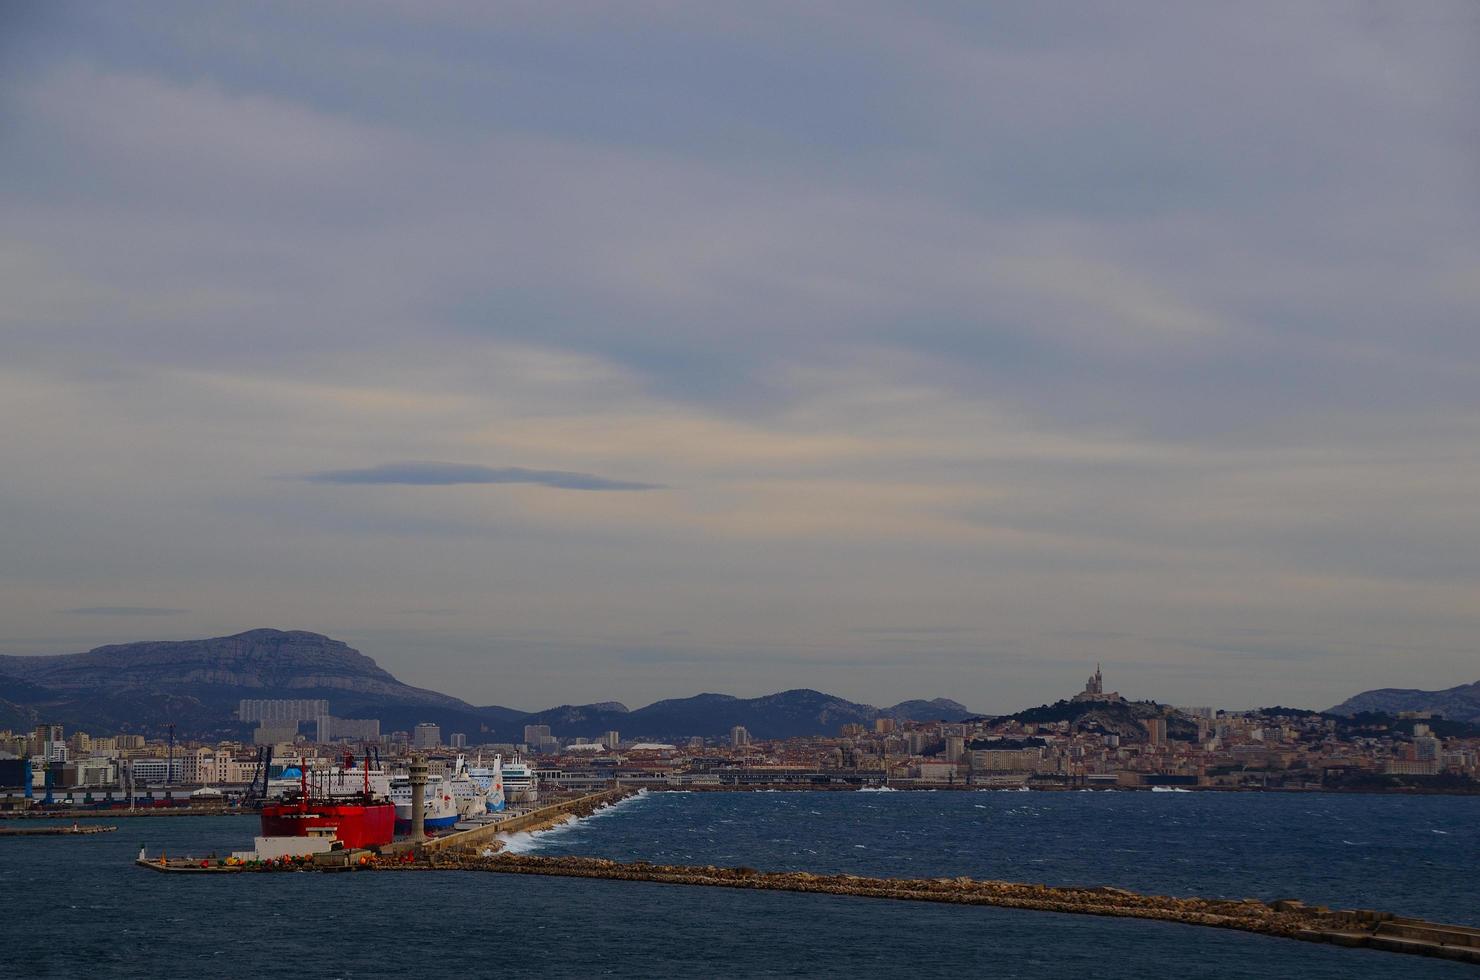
<box><xmin>517</xmin><ymin>691</ymin><xmax>975</xmax><ymax>741</ymax></box>
<box><xmin>885</xmin><ymin>698</ymin><xmax>974</xmax><ymax>723</ymax></box>
<box><xmin>1328</xmin><ymin>680</ymin><xmax>1480</xmax><ymax>725</ymax></box>
<box><xmin>0</xmin><ymin>629</ymin><xmax>981</xmax><ymax>741</ymax></box>
<box><xmin>0</xmin><ymin>629</ymin><xmax>522</xmax><ymax>739</ymax></box>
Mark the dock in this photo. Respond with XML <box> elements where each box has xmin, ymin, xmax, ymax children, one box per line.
<box><xmin>0</xmin><ymin>823</ymin><xmax>118</xmax><ymax>836</ymax></box>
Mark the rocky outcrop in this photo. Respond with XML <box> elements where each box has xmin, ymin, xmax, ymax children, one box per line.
<box><xmin>1004</xmin><ymin>698</ymin><xmax>1198</xmax><ymax>743</ymax></box>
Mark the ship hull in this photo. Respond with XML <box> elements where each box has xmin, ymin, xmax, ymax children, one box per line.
<box><xmin>393</xmin><ymin>812</ymin><xmax>459</xmax><ymax>833</ymax></box>
<box><xmin>259</xmin><ymin>802</ymin><xmax>395</xmax><ymax>850</ymax></box>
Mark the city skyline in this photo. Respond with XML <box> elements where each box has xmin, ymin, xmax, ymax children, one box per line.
<box><xmin>3</xmin><ymin>3</ymin><xmax>1478</xmax><ymax>713</ymax></box>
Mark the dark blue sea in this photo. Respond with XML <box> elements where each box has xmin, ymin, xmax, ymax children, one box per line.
<box><xmin>5</xmin><ymin>790</ymin><xmax>1477</xmax><ymax>978</ymax></box>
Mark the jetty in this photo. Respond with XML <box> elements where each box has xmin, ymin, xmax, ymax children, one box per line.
<box><xmin>0</xmin><ymin>823</ymin><xmax>117</xmax><ymax>836</ymax></box>
<box><xmin>416</xmin><ymin>855</ymin><xmax>1480</xmax><ymax>966</ymax></box>
<box><xmin>136</xmin><ymin>841</ymin><xmax>1480</xmax><ymax>967</ymax></box>
<box><xmin>7</xmin><ymin>806</ymin><xmax>245</xmax><ymax>819</ymax></box>
<box><xmin>421</xmin><ymin>788</ymin><xmax>635</xmax><ymax>853</ymax></box>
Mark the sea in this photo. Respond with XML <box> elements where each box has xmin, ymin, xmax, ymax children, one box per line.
<box><xmin>4</xmin><ymin>790</ymin><xmax>1477</xmax><ymax>978</ymax></box>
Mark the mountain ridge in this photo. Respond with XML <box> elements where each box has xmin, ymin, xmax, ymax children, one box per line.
<box><xmin>1327</xmin><ymin>679</ymin><xmax>1480</xmax><ymax>725</ymax></box>
<box><xmin>0</xmin><ymin>629</ymin><xmax>978</xmax><ymax>741</ymax></box>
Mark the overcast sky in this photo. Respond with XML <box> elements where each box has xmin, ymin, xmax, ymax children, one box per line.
<box><xmin>2</xmin><ymin>2</ymin><xmax>1477</xmax><ymax>713</ymax></box>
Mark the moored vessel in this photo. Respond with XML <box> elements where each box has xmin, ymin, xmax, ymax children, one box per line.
<box><xmin>501</xmin><ymin>755</ymin><xmax>538</xmax><ymax>804</ymax></box>
<box><xmin>389</xmin><ymin>774</ymin><xmax>459</xmax><ymax>832</ymax></box>
<box><xmin>258</xmin><ymin>756</ymin><xmax>395</xmax><ymax>850</ymax></box>
<box><xmin>467</xmin><ymin>754</ymin><xmax>507</xmax><ymax>813</ymax></box>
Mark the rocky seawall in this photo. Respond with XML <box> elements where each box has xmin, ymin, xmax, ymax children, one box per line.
<box><xmin>408</xmin><ymin>854</ymin><xmax>1480</xmax><ymax>965</ymax></box>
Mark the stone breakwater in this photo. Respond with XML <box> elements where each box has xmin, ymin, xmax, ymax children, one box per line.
<box><xmin>401</xmin><ymin>854</ymin><xmax>1480</xmax><ymax>966</ymax></box>
<box><xmin>0</xmin><ymin>823</ymin><xmax>118</xmax><ymax>836</ymax></box>
<box><xmin>423</xmin><ymin>788</ymin><xmax>639</xmax><ymax>853</ymax></box>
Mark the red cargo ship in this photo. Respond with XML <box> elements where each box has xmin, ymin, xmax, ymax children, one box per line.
<box><xmin>258</xmin><ymin>757</ymin><xmax>395</xmax><ymax>850</ymax></box>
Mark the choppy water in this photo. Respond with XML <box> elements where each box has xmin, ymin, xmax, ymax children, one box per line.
<box><xmin>4</xmin><ymin>791</ymin><xmax>1477</xmax><ymax>978</ymax></box>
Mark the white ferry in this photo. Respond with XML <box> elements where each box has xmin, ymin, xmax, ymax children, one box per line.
<box><xmin>466</xmin><ymin>755</ymin><xmax>507</xmax><ymax>813</ymax></box>
<box><xmin>445</xmin><ymin>755</ymin><xmax>496</xmax><ymax>817</ymax></box>
<box><xmin>388</xmin><ymin>774</ymin><xmax>459</xmax><ymax>832</ymax></box>
<box><xmin>501</xmin><ymin>755</ymin><xmax>538</xmax><ymax>804</ymax></box>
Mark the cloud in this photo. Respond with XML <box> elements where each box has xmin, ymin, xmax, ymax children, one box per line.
<box><xmin>1</xmin><ymin>2</ymin><xmax>1477</xmax><ymax>712</ymax></box>
<box><xmin>58</xmin><ymin>607</ymin><xmax>187</xmax><ymax>616</ymax></box>
<box><xmin>302</xmin><ymin>461</ymin><xmax>664</xmax><ymax>491</ymax></box>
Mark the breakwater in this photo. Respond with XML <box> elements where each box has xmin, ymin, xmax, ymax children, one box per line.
<box><xmin>7</xmin><ymin>806</ymin><xmax>242</xmax><ymax>819</ymax></box>
<box><xmin>423</xmin><ymin>788</ymin><xmax>638</xmax><ymax>852</ymax></box>
<box><xmin>416</xmin><ymin>855</ymin><xmax>1480</xmax><ymax>966</ymax></box>
<box><xmin>137</xmin><ymin>844</ymin><xmax>1480</xmax><ymax>966</ymax></box>
<box><xmin>0</xmin><ymin>823</ymin><xmax>117</xmax><ymax>836</ymax></box>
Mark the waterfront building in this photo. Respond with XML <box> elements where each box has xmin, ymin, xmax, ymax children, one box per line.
<box><xmin>917</xmin><ymin>761</ymin><xmax>958</xmax><ymax>782</ymax></box>
<box><xmin>969</xmin><ymin>746</ymin><xmax>1044</xmax><ymax>774</ymax></box>
<box><xmin>1384</xmin><ymin>759</ymin><xmax>1440</xmax><ymax>776</ymax></box>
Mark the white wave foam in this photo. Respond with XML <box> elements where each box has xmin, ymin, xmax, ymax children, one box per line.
<box><xmin>494</xmin><ymin>789</ymin><xmax>649</xmax><ymax>855</ymax></box>
<box><xmin>856</xmin><ymin>786</ymin><xmax>898</xmax><ymax>793</ymax></box>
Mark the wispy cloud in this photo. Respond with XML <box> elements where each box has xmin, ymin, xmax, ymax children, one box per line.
<box><xmin>302</xmin><ymin>462</ymin><xmax>664</xmax><ymax>491</ymax></box>
<box><xmin>58</xmin><ymin>607</ymin><xmax>187</xmax><ymax>616</ymax></box>
<box><xmin>850</xmin><ymin>626</ymin><xmax>979</xmax><ymax>636</ymax></box>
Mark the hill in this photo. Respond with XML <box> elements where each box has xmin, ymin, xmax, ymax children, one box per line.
<box><xmin>1327</xmin><ymin>680</ymin><xmax>1480</xmax><ymax>725</ymax></box>
<box><xmin>511</xmin><ymin>691</ymin><xmax>974</xmax><ymax>741</ymax></box>
<box><xmin>1004</xmin><ymin>697</ymin><xmax>1197</xmax><ymax>743</ymax></box>
<box><xmin>0</xmin><ymin>629</ymin><xmax>520</xmax><ymax>739</ymax></box>
<box><xmin>0</xmin><ymin>630</ymin><xmax>980</xmax><ymax>741</ymax></box>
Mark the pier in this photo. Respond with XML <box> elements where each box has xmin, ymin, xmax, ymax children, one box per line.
<box><xmin>0</xmin><ymin>823</ymin><xmax>117</xmax><ymax>836</ymax></box>
<box><xmin>135</xmin><ymin>844</ymin><xmax>1480</xmax><ymax>966</ymax></box>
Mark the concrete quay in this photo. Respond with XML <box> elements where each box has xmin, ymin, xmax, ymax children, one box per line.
<box><xmin>8</xmin><ymin>806</ymin><xmax>244</xmax><ymax>819</ymax></box>
<box><xmin>0</xmin><ymin>823</ymin><xmax>117</xmax><ymax>836</ymax></box>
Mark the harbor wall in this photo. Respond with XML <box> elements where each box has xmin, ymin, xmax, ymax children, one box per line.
<box><xmin>422</xmin><ymin>789</ymin><xmax>634</xmax><ymax>852</ymax></box>
<box><xmin>427</xmin><ymin>855</ymin><xmax>1480</xmax><ymax>966</ymax></box>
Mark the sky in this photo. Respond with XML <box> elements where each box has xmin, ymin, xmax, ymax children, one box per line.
<box><xmin>1</xmin><ymin>2</ymin><xmax>1477</xmax><ymax>714</ymax></box>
